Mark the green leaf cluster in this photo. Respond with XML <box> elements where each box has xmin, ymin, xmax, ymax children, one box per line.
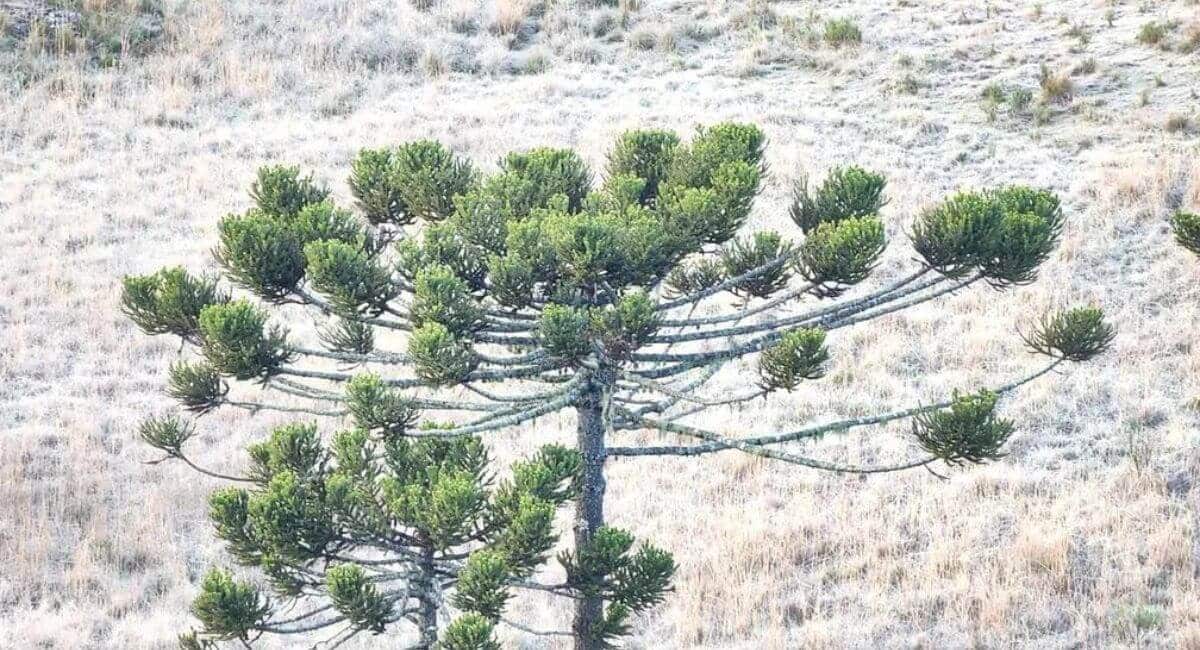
<box><xmin>559</xmin><ymin>527</ymin><xmax>676</xmax><ymax>646</ymax></box>
<box><xmin>912</xmin><ymin>186</ymin><xmax>1063</xmax><ymax>287</ymax></box>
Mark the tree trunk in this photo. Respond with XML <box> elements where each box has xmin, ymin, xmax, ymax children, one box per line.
<box><xmin>572</xmin><ymin>378</ymin><xmax>610</xmax><ymax>650</ymax></box>
<box><xmin>417</xmin><ymin>545</ymin><xmax>438</xmax><ymax>649</ymax></box>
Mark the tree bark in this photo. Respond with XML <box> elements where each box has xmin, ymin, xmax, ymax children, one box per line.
<box><xmin>572</xmin><ymin>377</ymin><xmax>610</xmax><ymax>650</ymax></box>
<box><xmin>417</xmin><ymin>545</ymin><xmax>438</xmax><ymax>649</ymax></box>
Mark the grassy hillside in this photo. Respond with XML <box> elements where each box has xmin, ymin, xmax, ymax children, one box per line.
<box><xmin>2</xmin><ymin>0</ymin><xmax>1199</xmax><ymax>647</ymax></box>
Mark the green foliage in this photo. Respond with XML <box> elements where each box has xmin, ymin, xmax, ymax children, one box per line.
<box><xmin>250</xmin><ymin>165</ymin><xmax>329</xmax><ymax>219</ymax></box>
<box><xmin>349</xmin><ymin>148</ymin><xmax>407</xmax><ymax>225</ymax></box>
<box><xmin>409</xmin><ymin>322</ymin><xmax>478</xmax><ymax>386</ymax></box>
<box><xmin>706</xmin><ymin>160</ymin><xmax>762</xmax><ymax>244</ymax></box>
<box><xmin>248</xmin><ymin>470</ymin><xmax>339</xmax><ymax>564</ymax></box>
<box><xmin>656</xmin><ymin>124</ymin><xmax>764</xmax><ymax>249</ymax></box>
<box><xmin>395</xmin><ymin>140</ymin><xmax>479</xmax><ymax>222</ymax></box>
<box><xmin>318</xmin><ymin>317</ymin><xmax>375</xmax><ymax>354</ymax></box>
<box><xmin>795</xmin><ymin>215</ymin><xmax>886</xmax><ymax>294</ymax></box>
<box><xmin>248</xmin><ymin>422</ymin><xmax>326</xmax><ymax>482</ymax></box>
<box><xmin>304</xmin><ymin>240</ymin><xmax>397</xmax><ymax>315</ymax></box>
<box><xmin>485</xmin><ymin>252</ymin><xmax>538</xmax><ymax>309</ymax></box>
<box><xmin>1023</xmin><ymin>306</ymin><xmax>1114</xmax><ymax>362</ymax></box>
<box><xmin>606</xmin><ymin>129</ymin><xmax>680</xmax><ymax>205</ymax></box>
<box><xmin>1171</xmin><ymin>211</ymin><xmax>1200</xmax><ymax>256</ymax></box>
<box><xmin>346</xmin><ymin>373</ymin><xmax>418</xmax><ymax>436</ymax></box>
<box><xmin>590</xmin><ymin>175</ymin><xmax>649</xmax><ymax>214</ymax></box>
<box><xmin>450</xmin><ymin>175</ymin><xmax>548</xmax><ymax>255</ymax></box>
<box><xmin>452</xmin><ymin>551</ymin><xmax>511</xmax><ymax>620</ymax></box>
<box><xmin>121</xmin><ymin>267</ymin><xmax>228</xmax><ymax>339</ymax></box>
<box><xmin>559</xmin><ymin>527</ymin><xmax>676</xmax><ymax>646</ymax></box>
<box><xmin>167</xmin><ymin>360</ymin><xmax>227</xmax><ymax>413</ymax></box>
<box><xmin>327</xmin><ymin>564</ymin><xmax>391</xmax><ymax>632</ymax></box>
<box><xmin>912</xmin><ymin>390</ymin><xmax>1013</xmax><ymax>466</ymax></box>
<box><xmin>542</xmin><ymin>205</ymin><xmax>675</xmax><ymax>289</ymax></box>
<box><xmin>487</xmin><ymin>495</ymin><xmax>556</xmax><ymax>575</ymax></box>
<box><xmin>190</xmin><ymin>569</ymin><xmax>269</xmax><ymax>641</ymax></box>
<box><xmin>507</xmin><ymin>444</ymin><xmax>583</xmax><ymax>505</ymax></box>
<box><xmin>1137</xmin><ymin>21</ymin><xmax>1168</xmax><ymax>46</ymax></box>
<box><xmin>290</xmin><ymin>200</ymin><xmax>368</xmax><ymax>248</ymax></box>
<box><xmin>214</xmin><ymin>211</ymin><xmax>306</xmax><ymax>301</ymax></box>
<box><xmin>138</xmin><ymin>414</ymin><xmax>195</xmax><ymax>457</ymax></box>
<box><xmin>349</xmin><ymin>141</ymin><xmax>478</xmax><ymax>225</ymax></box>
<box><xmin>441</xmin><ymin>614</ymin><xmax>501</xmax><ymax>650</ymax></box>
<box><xmin>501</xmin><ymin>148</ymin><xmax>593</xmax><ymax>213</ymax></box>
<box><xmin>397</xmin><ymin>221</ymin><xmax>489</xmax><ymax>290</ymax></box>
<box><xmin>192</xmin><ymin>418</ymin><xmax>579</xmax><ymax>642</ymax></box>
<box><xmin>666</xmin><ymin>122</ymin><xmax>766</xmax><ymax>189</ymax></box>
<box><xmin>758</xmin><ymin>328</ymin><xmax>829</xmax><ymax>391</ymax></box>
<box><xmin>824</xmin><ymin>18</ymin><xmax>862</xmax><ymax>46</ymax></box>
<box><xmin>663</xmin><ymin>257</ymin><xmax>724</xmax><ymax>299</ymax></box>
<box><xmin>198</xmin><ymin>301</ymin><xmax>291</xmax><ymax>380</ymax></box>
<box><xmin>655</xmin><ymin>184</ymin><xmax>723</xmax><ymax>251</ymax></box>
<box><xmin>911</xmin><ymin>187</ymin><xmax>1062</xmax><ymax>287</ymax></box>
<box><xmin>383</xmin><ymin>442</ymin><xmax>488</xmax><ymax>549</ymax></box>
<box><xmin>721</xmin><ymin>231</ymin><xmax>794</xmax><ymax>299</ymax></box>
<box><xmin>411</xmin><ymin>265</ymin><xmax>485</xmax><ymax>336</ymax></box>
<box><xmin>591</xmin><ymin>290</ymin><xmax>660</xmax><ymax>359</ymax></box>
<box><xmin>990</xmin><ymin>186</ymin><xmax>1064</xmax><ymax>234</ymax></box>
<box><xmin>538</xmin><ymin>304</ymin><xmax>592</xmax><ymax>362</ymax></box>
<box><xmin>789</xmin><ymin>166</ymin><xmax>887</xmax><ymax>234</ymax></box>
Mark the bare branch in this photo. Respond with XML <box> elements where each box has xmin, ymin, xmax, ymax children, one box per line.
<box><xmin>614</xmin><ymin>412</ymin><xmax>937</xmax><ymax>473</ymax></box>
<box><xmin>656</xmin><ymin>253</ymin><xmax>793</xmax><ymax>311</ymax></box>
<box><xmin>610</xmin><ymin>359</ymin><xmax>1062</xmax><ymax>457</ymax></box>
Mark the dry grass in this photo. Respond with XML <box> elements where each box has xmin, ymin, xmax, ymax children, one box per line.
<box><xmin>4</xmin><ymin>0</ymin><xmax>1200</xmax><ymax>648</ymax></box>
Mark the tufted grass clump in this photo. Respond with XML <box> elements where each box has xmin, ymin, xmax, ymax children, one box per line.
<box><xmin>1039</xmin><ymin>65</ymin><xmax>1074</xmax><ymax>104</ymax></box>
<box><xmin>1136</xmin><ymin>21</ymin><xmax>1169</xmax><ymax>46</ymax></box>
<box><xmin>823</xmin><ymin>18</ymin><xmax>862</xmax><ymax>47</ymax></box>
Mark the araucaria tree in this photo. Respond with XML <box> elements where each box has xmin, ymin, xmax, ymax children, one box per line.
<box><xmin>125</xmin><ymin>124</ymin><xmax>1114</xmax><ymax>649</ymax></box>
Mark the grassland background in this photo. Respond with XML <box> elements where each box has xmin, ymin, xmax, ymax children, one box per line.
<box><xmin>1</xmin><ymin>0</ymin><xmax>1199</xmax><ymax>647</ymax></box>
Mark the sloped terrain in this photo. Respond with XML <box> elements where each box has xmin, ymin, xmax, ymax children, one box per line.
<box><xmin>1</xmin><ymin>0</ymin><xmax>1199</xmax><ymax>647</ymax></box>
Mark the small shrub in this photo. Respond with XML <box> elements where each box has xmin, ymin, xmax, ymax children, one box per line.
<box><xmin>894</xmin><ymin>73</ymin><xmax>922</xmax><ymax>95</ymax></box>
<box><xmin>627</xmin><ymin>29</ymin><xmax>656</xmax><ymax>51</ymax></box>
<box><xmin>1039</xmin><ymin>65</ymin><xmax>1074</xmax><ymax>103</ymax></box>
<box><xmin>1008</xmin><ymin>87</ymin><xmax>1034</xmax><ymax>114</ymax></box>
<box><xmin>1181</xmin><ymin>24</ymin><xmax>1200</xmax><ymax>53</ymax></box>
<box><xmin>493</xmin><ymin>0</ymin><xmax>530</xmax><ymax>36</ymax></box>
<box><xmin>1165</xmin><ymin>114</ymin><xmax>1193</xmax><ymax>133</ymax></box>
<box><xmin>981</xmin><ymin>82</ymin><xmax>1007</xmax><ymax>104</ymax></box>
<box><xmin>592</xmin><ymin>10</ymin><xmax>621</xmax><ymax>37</ymax></box>
<box><xmin>1071</xmin><ymin>57</ymin><xmax>1096</xmax><ymax>75</ymax></box>
<box><xmin>1033</xmin><ymin>104</ymin><xmax>1052</xmax><ymax>126</ymax></box>
<box><xmin>421</xmin><ymin>47</ymin><xmax>448</xmax><ymax>77</ymax></box>
<box><xmin>823</xmin><ymin>18</ymin><xmax>862</xmax><ymax>46</ymax></box>
<box><xmin>1066</xmin><ymin>23</ymin><xmax>1089</xmax><ymax>46</ymax></box>
<box><xmin>522</xmin><ymin>48</ymin><xmax>551</xmax><ymax>74</ymax></box>
<box><xmin>1136</xmin><ymin>21</ymin><xmax>1168</xmax><ymax>45</ymax></box>
<box><xmin>731</xmin><ymin>0</ymin><xmax>777</xmax><ymax>32</ymax></box>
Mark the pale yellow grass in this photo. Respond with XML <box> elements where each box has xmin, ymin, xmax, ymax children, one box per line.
<box><xmin>2</xmin><ymin>0</ymin><xmax>1200</xmax><ymax>648</ymax></box>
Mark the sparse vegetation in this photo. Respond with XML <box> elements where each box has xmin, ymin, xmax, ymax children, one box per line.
<box><xmin>823</xmin><ymin>17</ymin><xmax>862</xmax><ymax>46</ymax></box>
<box><xmin>1165</xmin><ymin>114</ymin><xmax>1193</xmax><ymax>133</ymax></box>
<box><xmin>1</xmin><ymin>0</ymin><xmax>165</xmax><ymax>69</ymax></box>
<box><xmin>1136</xmin><ymin>21</ymin><xmax>1169</xmax><ymax>46</ymax></box>
<box><xmin>1039</xmin><ymin>64</ymin><xmax>1075</xmax><ymax>103</ymax></box>
<box><xmin>1072</xmin><ymin>57</ymin><xmax>1097</xmax><ymax>75</ymax></box>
